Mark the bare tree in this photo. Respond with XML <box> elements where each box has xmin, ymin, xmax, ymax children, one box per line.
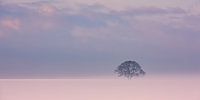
<box><xmin>115</xmin><ymin>61</ymin><xmax>145</xmax><ymax>79</ymax></box>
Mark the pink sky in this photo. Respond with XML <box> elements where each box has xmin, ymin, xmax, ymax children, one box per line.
<box><xmin>0</xmin><ymin>0</ymin><xmax>200</xmax><ymax>77</ymax></box>
<box><xmin>0</xmin><ymin>76</ymin><xmax>200</xmax><ymax>100</ymax></box>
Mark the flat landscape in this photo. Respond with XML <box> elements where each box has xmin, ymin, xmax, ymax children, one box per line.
<box><xmin>0</xmin><ymin>76</ymin><xmax>199</xmax><ymax>100</ymax></box>
<box><xmin>0</xmin><ymin>0</ymin><xmax>200</xmax><ymax>100</ymax></box>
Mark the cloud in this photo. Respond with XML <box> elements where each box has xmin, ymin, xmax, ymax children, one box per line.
<box><xmin>0</xmin><ymin>1</ymin><xmax>200</xmax><ymax>76</ymax></box>
<box><xmin>27</xmin><ymin>2</ymin><xmax>58</xmax><ymax>16</ymax></box>
<box><xmin>119</xmin><ymin>7</ymin><xmax>186</xmax><ymax>16</ymax></box>
<box><xmin>38</xmin><ymin>4</ymin><xmax>57</xmax><ymax>15</ymax></box>
<box><xmin>2</xmin><ymin>0</ymin><xmax>198</xmax><ymax>11</ymax></box>
<box><xmin>50</xmin><ymin>0</ymin><xmax>197</xmax><ymax>11</ymax></box>
<box><xmin>0</xmin><ymin>18</ymin><xmax>21</xmax><ymax>30</ymax></box>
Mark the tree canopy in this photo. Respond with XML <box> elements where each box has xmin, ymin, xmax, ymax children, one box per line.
<box><xmin>115</xmin><ymin>61</ymin><xmax>145</xmax><ymax>79</ymax></box>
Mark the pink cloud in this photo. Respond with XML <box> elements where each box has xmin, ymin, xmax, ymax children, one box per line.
<box><xmin>38</xmin><ymin>4</ymin><xmax>57</xmax><ymax>16</ymax></box>
<box><xmin>0</xmin><ymin>18</ymin><xmax>21</xmax><ymax>30</ymax></box>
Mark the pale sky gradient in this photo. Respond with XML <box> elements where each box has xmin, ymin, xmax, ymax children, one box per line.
<box><xmin>0</xmin><ymin>0</ymin><xmax>200</xmax><ymax>78</ymax></box>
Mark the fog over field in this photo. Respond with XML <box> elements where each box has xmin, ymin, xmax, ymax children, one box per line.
<box><xmin>0</xmin><ymin>75</ymin><xmax>200</xmax><ymax>100</ymax></box>
<box><xmin>0</xmin><ymin>0</ymin><xmax>200</xmax><ymax>100</ymax></box>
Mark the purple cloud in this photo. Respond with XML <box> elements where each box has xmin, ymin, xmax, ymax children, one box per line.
<box><xmin>0</xmin><ymin>2</ymin><xmax>199</xmax><ymax>77</ymax></box>
<box><xmin>118</xmin><ymin>7</ymin><xmax>186</xmax><ymax>16</ymax></box>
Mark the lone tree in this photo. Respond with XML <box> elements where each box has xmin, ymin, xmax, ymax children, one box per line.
<box><xmin>114</xmin><ymin>61</ymin><xmax>145</xmax><ymax>79</ymax></box>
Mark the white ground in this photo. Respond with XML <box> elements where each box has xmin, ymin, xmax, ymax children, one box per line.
<box><xmin>0</xmin><ymin>75</ymin><xmax>200</xmax><ymax>100</ymax></box>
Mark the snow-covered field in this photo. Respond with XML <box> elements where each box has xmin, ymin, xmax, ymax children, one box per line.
<box><xmin>0</xmin><ymin>76</ymin><xmax>200</xmax><ymax>100</ymax></box>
